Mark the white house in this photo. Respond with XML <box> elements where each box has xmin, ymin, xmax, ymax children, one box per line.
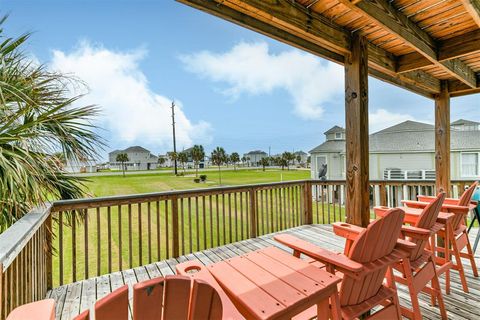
<box><xmin>310</xmin><ymin>120</ymin><xmax>480</xmax><ymax>181</ymax></box>
<box><xmin>109</xmin><ymin>146</ymin><xmax>159</xmax><ymax>171</ymax></box>
<box><xmin>243</xmin><ymin>150</ymin><xmax>268</xmax><ymax>166</ymax></box>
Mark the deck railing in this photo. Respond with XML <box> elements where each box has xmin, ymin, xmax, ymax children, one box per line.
<box><xmin>0</xmin><ymin>178</ymin><xmax>475</xmax><ymax>318</ymax></box>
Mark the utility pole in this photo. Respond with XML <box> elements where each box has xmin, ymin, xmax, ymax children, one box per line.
<box><xmin>171</xmin><ymin>101</ymin><xmax>178</xmax><ymax>175</ymax></box>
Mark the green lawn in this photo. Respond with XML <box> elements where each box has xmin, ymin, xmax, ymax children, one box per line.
<box><xmin>83</xmin><ymin>168</ymin><xmax>310</xmax><ymax>196</ymax></box>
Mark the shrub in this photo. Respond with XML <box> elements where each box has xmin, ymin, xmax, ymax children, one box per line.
<box><xmin>194</xmin><ymin>178</ymin><xmax>201</xmax><ymax>183</ymax></box>
<box><xmin>200</xmin><ymin>174</ymin><xmax>207</xmax><ymax>182</ymax></box>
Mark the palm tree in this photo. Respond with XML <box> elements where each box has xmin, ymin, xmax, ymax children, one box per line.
<box><xmin>0</xmin><ymin>17</ymin><xmax>103</xmax><ymax>231</ymax></box>
<box><xmin>296</xmin><ymin>154</ymin><xmax>302</xmax><ymax>165</ymax></box>
<box><xmin>241</xmin><ymin>156</ymin><xmax>247</xmax><ymax>167</ymax></box>
<box><xmin>282</xmin><ymin>152</ymin><xmax>295</xmax><ymax>170</ymax></box>
<box><xmin>116</xmin><ymin>153</ymin><xmax>129</xmax><ymax>177</ymax></box>
<box><xmin>260</xmin><ymin>157</ymin><xmax>270</xmax><ymax>171</ymax></box>
<box><xmin>211</xmin><ymin>147</ymin><xmax>226</xmax><ymax>185</ymax></box>
<box><xmin>191</xmin><ymin>145</ymin><xmax>205</xmax><ymax>177</ymax></box>
<box><xmin>177</xmin><ymin>152</ymin><xmax>188</xmax><ymax>173</ymax></box>
<box><xmin>158</xmin><ymin>157</ymin><xmax>166</xmax><ymax>167</ymax></box>
<box><xmin>230</xmin><ymin>152</ymin><xmax>240</xmax><ymax>170</ymax></box>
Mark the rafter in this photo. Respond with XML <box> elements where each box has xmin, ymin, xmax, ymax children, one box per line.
<box><xmin>338</xmin><ymin>0</ymin><xmax>478</xmax><ymax>88</ymax></box>
<box><xmin>462</xmin><ymin>0</ymin><xmax>480</xmax><ymax>27</ymax></box>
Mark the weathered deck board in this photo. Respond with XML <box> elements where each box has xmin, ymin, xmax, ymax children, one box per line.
<box><xmin>47</xmin><ymin>225</ymin><xmax>480</xmax><ymax>320</ymax></box>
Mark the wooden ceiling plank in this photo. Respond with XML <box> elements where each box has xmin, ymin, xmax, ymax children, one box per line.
<box><xmin>439</xmin><ymin>30</ymin><xmax>480</xmax><ymax>61</ymax></box>
<box><xmin>338</xmin><ymin>0</ymin><xmax>478</xmax><ymax>88</ymax></box>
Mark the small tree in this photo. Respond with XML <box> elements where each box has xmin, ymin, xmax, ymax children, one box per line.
<box><xmin>260</xmin><ymin>157</ymin><xmax>270</xmax><ymax>171</ymax></box>
<box><xmin>296</xmin><ymin>154</ymin><xmax>302</xmax><ymax>165</ymax></box>
<box><xmin>177</xmin><ymin>152</ymin><xmax>188</xmax><ymax>173</ymax></box>
<box><xmin>191</xmin><ymin>145</ymin><xmax>205</xmax><ymax>177</ymax></box>
<box><xmin>211</xmin><ymin>147</ymin><xmax>227</xmax><ymax>185</ymax></box>
<box><xmin>241</xmin><ymin>156</ymin><xmax>247</xmax><ymax>167</ymax></box>
<box><xmin>116</xmin><ymin>153</ymin><xmax>129</xmax><ymax>177</ymax></box>
<box><xmin>230</xmin><ymin>152</ymin><xmax>240</xmax><ymax>170</ymax></box>
<box><xmin>158</xmin><ymin>157</ymin><xmax>166</xmax><ymax>167</ymax></box>
<box><xmin>282</xmin><ymin>152</ymin><xmax>295</xmax><ymax>170</ymax></box>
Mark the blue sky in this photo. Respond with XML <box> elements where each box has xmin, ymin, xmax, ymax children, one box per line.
<box><xmin>2</xmin><ymin>0</ymin><xmax>479</xmax><ymax>161</ymax></box>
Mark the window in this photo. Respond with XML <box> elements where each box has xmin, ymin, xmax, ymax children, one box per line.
<box><xmin>461</xmin><ymin>153</ymin><xmax>479</xmax><ymax>177</ymax></box>
<box><xmin>335</xmin><ymin>132</ymin><xmax>342</xmax><ymax>139</ymax></box>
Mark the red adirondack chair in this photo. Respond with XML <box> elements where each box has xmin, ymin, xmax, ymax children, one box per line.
<box><xmin>275</xmin><ymin>208</ymin><xmax>412</xmax><ymax>320</ymax></box>
<box><xmin>8</xmin><ymin>276</ymin><xmax>222</xmax><ymax>320</ymax></box>
<box><xmin>402</xmin><ymin>181</ymin><xmax>479</xmax><ymax>293</ymax></box>
<box><xmin>375</xmin><ymin>192</ymin><xmax>448</xmax><ymax>320</ymax></box>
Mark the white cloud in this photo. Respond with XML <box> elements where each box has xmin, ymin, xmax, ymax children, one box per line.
<box><xmin>50</xmin><ymin>41</ymin><xmax>211</xmax><ymax>152</ymax></box>
<box><xmin>369</xmin><ymin>109</ymin><xmax>430</xmax><ymax>133</ymax></box>
<box><xmin>180</xmin><ymin>42</ymin><xmax>344</xmax><ymax>120</ymax></box>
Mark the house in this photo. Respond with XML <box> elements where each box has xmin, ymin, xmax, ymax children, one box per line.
<box><xmin>293</xmin><ymin>151</ymin><xmax>309</xmax><ymax>166</ymax></box>
<box><xmin>243</xmin><ymin>150</ymin><xmax>268</xmax><ymax>166</ymax></box>
<box><xmin>310</xmin><ymin>120</ymin><xmax>480</xmax><ymax>181</ymax></box>
<box><xmin>108</xmin><ymin>146</ymin><xmax>158</xmax><ymax>171</ymax></box>
<box><xmin>64</xmin><ymin>158</ymin><xmax>97</xmax><ymax>173</ymax></box>
<box><xmin>157</xmin><ymin>154</ymin><xmax>172</xmax><ymax>167</ymax></box>
<box><xmin>180</xmin><ymin>147</ymin><xmax>207</xmax><ymax>169</ymax></box>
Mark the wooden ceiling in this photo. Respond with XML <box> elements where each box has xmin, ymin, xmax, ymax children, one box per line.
<box><xmin>177</xmin><ymin>0</ymin><xmax>480</xmax><ymax>99</ymax></box>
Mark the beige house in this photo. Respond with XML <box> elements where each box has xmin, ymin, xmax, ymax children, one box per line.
<box><xmin>310</xmin><ymin>120</ymin><xmax>480</xmax><ymax>181</ymax></box>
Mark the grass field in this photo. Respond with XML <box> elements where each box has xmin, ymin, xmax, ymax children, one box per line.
<box><xmin>83</xmin><ymin>168</ymin><xmax>311</xmax><ymax>196</ymax></box>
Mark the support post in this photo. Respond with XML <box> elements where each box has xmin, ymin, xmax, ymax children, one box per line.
<box><xmin>435</xmin><ymin>81</ymin><xmax>451</xmax><ymax>197</ymax></box>
<box><xmin>345</xmin><ymin>33</ymin><xmax>370</xmax><ymax>227</ymax></box>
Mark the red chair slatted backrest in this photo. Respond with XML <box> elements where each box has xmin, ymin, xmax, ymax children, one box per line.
<box><xmin>452</xmin><ymin>181</ymin><xmax>478</xmax><ymax>230</ymax></box>
<box><xmin>410</xmin><ymin>192</ymin><xmax>446</xmax><ymax>261</ymax></box>
<box><xmin>95</xmin><ymin>285</ymin><xmax>129</xmax><ymax>320</ymax></box>
<box><xmin>133</xmin><ymin>275</ymin><xmax>222</xmax><ymax>320</ymax></box>
<box><xmin>339</xmin><ymin>208</ymin><xmax>405</xmax><ymax>307</ymax></box>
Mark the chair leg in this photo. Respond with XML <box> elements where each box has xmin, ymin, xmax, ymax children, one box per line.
<box><xmin>386</xmin><ymin>267</ymin><xmax>402</xmax><ymax>320</ymax></box>
<box><xmin>449</xmin><ymin>229</ymin><xmax>469</xmax><ymax>293</ymax></box>
<box><xmin>464</xmin><ymin>231</ymin><xmax>479</xmax><ymax>277</ymax></box>
<box><xmin>402</xmin><ymin>261</ymin><xmax>422</xmax><ymax>320</ymax></box>
<box><xmin>330</xmin><ymin>289</ymin><xmax>341</xmax><ymax>320</ymax></box>
<box><xmin>431</xmin><ymin>269</ymin><xmax>447</xmax><ymax>319</ymax></box>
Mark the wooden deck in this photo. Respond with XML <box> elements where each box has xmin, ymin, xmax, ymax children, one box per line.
<box><xmin>47</xmin><ymin>224</ymin><xmax>480</xmax><ymax>320</ymax></box>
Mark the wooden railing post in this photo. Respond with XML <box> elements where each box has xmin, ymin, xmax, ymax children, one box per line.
<box><xmin>303</xmin><ymin>181</ymin><xmax>313</xmax><ymax>224</ymax></box>
<box><xmin>379</xmin><ymin>183</ymin><xmax>387</xmax><ymax>206</ymax></box>
<box><xmin>45</xmin><ymin>214</ymin><xmax>52</xmax><ymax>290</ymax></box>
<box><xmin>249</xmin><ymin>188</ymin><xmax>257</xmax><ymax>238</ymax></box>
<box><xmin>171</xmin><ymin>196</ymin><xmax>180</xmax><ymax>257</ymax></box>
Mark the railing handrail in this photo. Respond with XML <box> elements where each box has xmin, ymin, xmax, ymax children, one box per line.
<box><xmin>51</xmin><ymin>179</ymin><xmax>311</xmax><ymax>211</ymax></box>
<box><xmin>0</xmin><ymin>204</ymin><xmax>51</xmax><ymax>269</ymax></box>
<box><xmin>50</xmin><ymin>178</ymin><xmax>478</xmax><ymax>211</ymax></box>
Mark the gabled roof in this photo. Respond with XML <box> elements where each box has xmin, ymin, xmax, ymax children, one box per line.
<box><xmin>124</xmin><ymin>146</ymin><xmax>151</xmax><ymax>153</ymax></box>
<box><xmin>324</xmin><ymin>126</ymin><xmax>345</xmax><ymax>135</ymax></box>
<box><xmin>451</xmin><ymin>119</ymin><xmax>480</xmax><ymax>126</ymax></box>
<box><xmin>372</xmin><ymin>120</ymin><xmax>433</xmax><ymax>135</ymax></box>
<box><xmin>294</xmin><ymin>151</ymin><xmax>308</xmax><ymax>155</ymax></box>
<box><xmin>246</xmin><ymin>150</ymin><xmax>267</xmax><ymax>155</ymax></box>
<box><xmin>309</xmin><ymin>140</ymin><xmax>345</xmax><ymax>153</ymax></box>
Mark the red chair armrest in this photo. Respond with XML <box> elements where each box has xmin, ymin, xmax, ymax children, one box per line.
<box><xmin>373</xmin><ymin>206</ymin><xmax>392</xmax><ymax>219</ymax></box>
<box><xmin>401</xmin><ymin>200</ymin><xmax>429</xmax><ymax>209</ymax></box>
<box><xmin>401</xmin><ymin>225</ymin><xmax>431</xmax><ymax>240</ymax></box>
<box><xmin>274</xmin><ymin>234</ymin><xmax>363</xmax><ymax>274</ymax></box>
<box><xmin>416</xmin><ymin>195</ymin><xmax>436</xmax><ymax>202</ymax></box>
<box><xmin>395</xmin><ymin>239</ymin><xmax>417</xmax><ymax>253</ymax></box>
<box><xmin>332</xmin><ymin>222</ymin><xmax>364</xmax><ymax>241</ymax></box>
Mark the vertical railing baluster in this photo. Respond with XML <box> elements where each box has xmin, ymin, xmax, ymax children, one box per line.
<box><xmin>118</xmin><ymin>205</ymin><xmax>122</xmax><ymax>271</ymax></box>
<box><xmin>209</xmin><ymin>195</ymin><xmax>214</xmax><ymax>248</ymax></box>
<box><xmin>195</xmin><ymin>197</ymin><xmax>200</xmax><ymax>250</ymax></box>
<box><xmin>107</xmin><ymin>206</ymin><xmax>112</xmax><ymax>273</ymax></box>
<box><xmin>138</xmin><ymin>203</ymin><xmax>142</xmax><ymax>266</ymax></box>
<box><xmin>165</xmin><ymin>200</ymin><xmax>170</xmax><ymax>258</ymax></box>
<box><xmin>188</xmin><ymin>197</ymin><xmax>192</xmax><ymax>252</ymax></box>
<box><xmin>72</xmin><ymin>210</ymin><xmax>76</xmax><ymax>283</ymax></box>
<box><xmin>148</xmin><ymin>202</ymin><xmax>152</xmax><ymax>263</ymax></box>
<box><xmin>172</xmin><ymin>196</ymin><xmax>179</xmax><ymax>258</ymax></box>
<box><xmin>228</xmin><ymin>193</ymin><xmax>232</xmax><ymax>243</ymax></box>
<box><xmin>216</xmin><ymin>195</ymin><xmax>220</xmax><ymax>247</ymax></box>
<box><xmin>84</xmin><ymin>209</ymin><xmax>89</xmax><ymax>279</ymax></box>
<box><xmin>96</xmin><ymin>207</ymin><xmax>100</xmax><ymax>277</ymax></box>
<box><xmin>180</xmin><ymin>198</ymin><xmax>185</xmax><ymax>255</ymax></box>
<box><xmin>156</xmin><ymin>201</ymin><xmax>161</xmax><ymax>260</ymax></box>
<box><xmin>202</xmin><ymin>196</ymin><xmax>207</xmax><ymax>250</ymax></box>
<box><xmin>249</xmin><ymin>188</ymin><xmax>257</xmax><ymax>238</ymax></box>
<box><xmin>128</xmin><ymin>204</ymin><xmax>133</xmax><ymax>268</ymax></box>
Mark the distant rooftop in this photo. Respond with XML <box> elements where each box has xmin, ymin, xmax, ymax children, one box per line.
<box><xmin>324</xmin><ymin>126</ymin><xmax>345</xmax><ymax>135</ymax></box>
<box><xmin>245</xmin><ymin>150</ymin><xmax>267</xmax><ymax>155</ymax></box>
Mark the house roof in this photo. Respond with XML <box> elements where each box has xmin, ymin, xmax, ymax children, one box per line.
<box><xmin>123</xmin><ymin>146</ymin><xmax>151</xmax><ymax>153</ymax></box>
<box><xmin>311</xmin><ymin>120</ymin><xmax>480</xmax><ymax>154</ymax></box>
<box><xmin>245</xmin><ymin>150</ymin><xmax>267</xmax><ymax>155</ymax></box>
<box><xmin>294</xmin><ymin>151</ymin><xmax>308</xmax><ymax>155</ymax></box>
<box><xmin>451</xmin><ymin>119</ymin><xmax>480</xmax><ymax>126</ymax></box>
<box><xmin>324</xmin><ymin>126</ymin><xmax>345</xmax><ymax>135</ymax></box>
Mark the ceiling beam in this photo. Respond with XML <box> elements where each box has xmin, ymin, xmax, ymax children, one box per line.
<box><xmin>449</xmin><ymin>80</ymin><xmax>480</xmax><ymax>97</ymax></box>
<box><xmin>398</xmin><ymin>30</ymin><xmax>480</xmax><ymax>72</ymax></box>
<box><xmin>462</xmin><ymin>0</ymin><xmax>480</xmax><ymax>27</ymax></box>
<box><xmin>339</xmin><ymin>0</ymin><xmax>478</xmax><ymax>88</ymax></box>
